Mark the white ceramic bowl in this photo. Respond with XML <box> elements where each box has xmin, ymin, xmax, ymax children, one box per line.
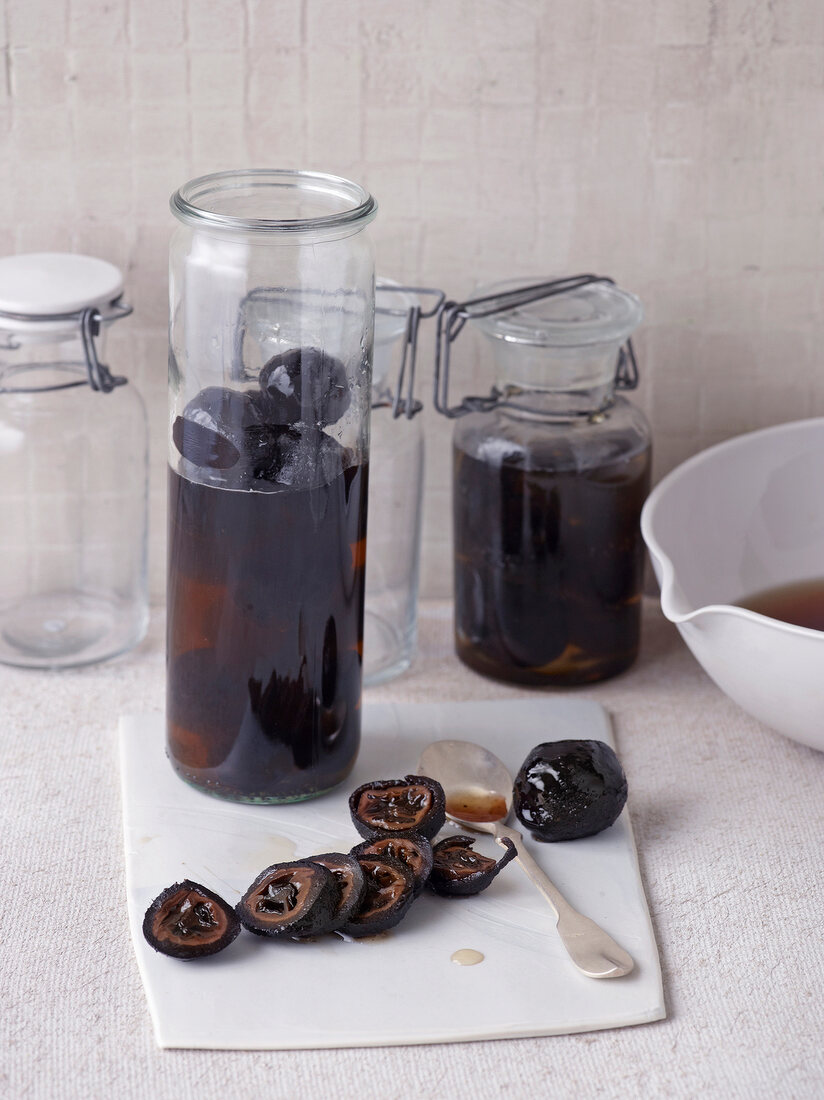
<box><xmin>641</xmin><ymin>418</ymin><xmax>824</xmax><ymax>752</ymax></box>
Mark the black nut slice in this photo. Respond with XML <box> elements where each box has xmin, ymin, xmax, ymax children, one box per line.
<box><xmin>513</xmin><ymin>740</ymin><xmax>628</xmax><ymax>842</ymax></box>
<box><xmin>308</xmin><ymin>852</ymin><xmax>367</xmax><ymax>930</ymax></box>
<box><xmin>341</xmin><ymin>856</ymin><xmax>416</xmax><ymax>939</ymax></box>
<box><xmin>351</xmin><ymin>832</ymin><xmax>433</xmax><ymax>897</ymax></box>
<box><xmin>142</xmin><ymin>879</ymin><xmax>240</xmax><ymax>960</ymax></box>
<box><xmin>429</xmin><ymin>835</ymin><xmax>517</xmax><ymax>897</ymax></box>
<box><xmin>237</xmin><ymin>860</ymin><xmax>338</xmax><ymax>938</ymax></box>
<box><xmin>349</xmin><ymin>774</ymin><xmax>446</xmax><ymax>840</ymax></box>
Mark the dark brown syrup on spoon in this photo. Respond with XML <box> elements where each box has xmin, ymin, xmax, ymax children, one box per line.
<box><xmin>445</xmin><ymin>789</ymin><xmax>508</xmax><ymax>824</ymax></box>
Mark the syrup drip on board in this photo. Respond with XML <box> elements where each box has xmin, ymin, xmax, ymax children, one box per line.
<box><xmin>451</xmin><ymin>949</ymin><xmax>484</xmax><ymax>966</ymax></box>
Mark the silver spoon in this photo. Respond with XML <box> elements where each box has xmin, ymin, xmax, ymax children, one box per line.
<box><xmin>418</xmin><ymin>739</ymin><xmax>634</xmax><ymax>979</ymax></box>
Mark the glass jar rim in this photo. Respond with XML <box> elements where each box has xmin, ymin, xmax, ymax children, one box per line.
<box><xmin>471</xmin><ymin>277</ymin><xmax>643</xmax><ymax>348</ymax></box>
<box><xmin>170</xmin><ymin>169</ymin><xmax>377</xmax><ymax>235</ymax></box>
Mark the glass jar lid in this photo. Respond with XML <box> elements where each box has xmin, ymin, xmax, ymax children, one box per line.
<box><xmin>472</xmin><ymin>277</ymin><xmax>643</xmax><ymax>348</ymax></box>
<box><xmin>0</xmin><ymin>253</ymin><xmax>124</xmax><ymax>331</ymax></box>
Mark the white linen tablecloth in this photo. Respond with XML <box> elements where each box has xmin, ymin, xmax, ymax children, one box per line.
<box><xmin>2</xmin><ymin>599</ymin><xmax>823</xmax><ymax>1099</ymax></box>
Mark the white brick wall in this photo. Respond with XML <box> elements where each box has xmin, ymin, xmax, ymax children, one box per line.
<box><xmin>2</xmin><ymin>0</ymin><xmax>824</xmax><ymax>601</ymax></box>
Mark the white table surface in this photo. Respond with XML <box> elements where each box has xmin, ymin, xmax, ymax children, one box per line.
<box><xmin>2</xmin><ymin>599</ymin><xmax>823</xmax><ymax>1099</ymax></box>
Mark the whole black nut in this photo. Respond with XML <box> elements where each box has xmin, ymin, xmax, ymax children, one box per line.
<box><xmin>513</xmin><ymin>740</ymin><xmax>628</xmax><ymax>842</ymax></box>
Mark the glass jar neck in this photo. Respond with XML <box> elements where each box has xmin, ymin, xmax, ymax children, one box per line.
<box><xmin>498</xmin><ymin>381</ymin><xmax>616</xmax><ymax>419</ymax></box>
<box><xmin>488</xmin><ymin>335</ymin><xmax>621</xmax><ymax>416</ymax></box>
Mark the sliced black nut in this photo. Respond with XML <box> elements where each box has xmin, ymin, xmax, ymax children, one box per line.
<box><xmin>341</xmin><ymin>856</ymin><xmax>416</xmax><ymax>938</ymax></box>
<box><xmin>513</xmin><ymin>739</ymin><xmax>628</xmax><ymax>842</ymax></box>
<box><xmin>349</xmin><ymin>774</ymin><xmax>446</xmax><ymax>841</ymax></box>
<box><xmin>142</xmin><ymin>879</ymin><xmax>240</xmax><ymax>960</ymax></box>
<box><xmin>308</xmin><ymin>852</ymin><xmax>367</xmax><ymax>930</ymax></box>
<box><xmin>351</xmin><ymin>832</ymin><xmax>433</xmax><ymax>897</ymax></box>
<box><xmin>237</xmin><ymin>860</ymin><xmax>338</xmax><ymax>938</ymax></box>
<box><xmin>429</xmin><ymin>835</ymin><xmax>517</xmax><ymax>897</ymax></box>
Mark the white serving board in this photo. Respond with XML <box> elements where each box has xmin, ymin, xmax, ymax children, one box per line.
<box><xmin>120</xmin><ymin>700</ymin><xmax>665</xmax><ymax>1050</ymax></box>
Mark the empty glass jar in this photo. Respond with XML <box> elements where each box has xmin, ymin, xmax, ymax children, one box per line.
<box><xmin>363</xmin><ymin>280</ymin><xmax>426</xmax><ymax>686</ymax></box>
<box><xmin>446</xmin><ymin>277</ymin><xmax>651</xmax><ymax>685</ymax></box>
<box><xmin>0</xmin><ymin>252</ymin><xmax>148</xmax><ymax>668</ymax></box>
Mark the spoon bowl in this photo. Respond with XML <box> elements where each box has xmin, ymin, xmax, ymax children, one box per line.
<box><xmin>418</xmin><ymin>739</ymin><xmax>634</xmax><ymax>980</ymax></box>
<box><xmin>418</xmin><ymin>739</ymin><xmax>511</xmax><ymax>829</ymax></box>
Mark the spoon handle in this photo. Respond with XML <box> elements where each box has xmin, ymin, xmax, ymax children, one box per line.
<box><xmin>493</xmin><ymin>823</ymin><xmax>634</xmax><ymax>979</ymax></box>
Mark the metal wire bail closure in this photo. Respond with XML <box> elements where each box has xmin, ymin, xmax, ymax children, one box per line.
<box><xmin>432</xmin><ymin>275</ymin><xmax>641</xmax><ymax>419</ymax></box>
<box><xmin>0</xmin><ymin>299</ymin><xmax>132</xmax><ymax>395</ymax></box>
<box><xmin>232</xmin><ymin>284</ymin><xmax>445</xmax><ymax>422</ymax></box>
<box><xmin>372</xmin><ymin>285</ymin><xmax>445</xmax><ymax>419</ymax></box>
<box><xmin>80</xmin><ymin>307</ymin><xmax>128</xmax><ymax>394</ymax></box>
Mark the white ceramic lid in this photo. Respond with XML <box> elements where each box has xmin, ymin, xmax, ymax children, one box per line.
<box><xmin>0</xmin><ymin>253</ymin><xmax>124</xmax><ymax>317</ymax></box>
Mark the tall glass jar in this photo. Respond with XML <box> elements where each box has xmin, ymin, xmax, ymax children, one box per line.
<box><xmin>451</xmin><ymin>278</ymin><xmax>651</xmax><ymax>685</ymax></box>
<box><xmin>167</xmin><ymin>170</ymin><xmax>376</xmax><ymax>803</ymax></box>
<box><xmin>0</xmin><ymin>252</ymin><xmax>148</xmax><ymax>668</ymax></box>
<box><xmin>364</xmin><ymin>280</ymin><xmax>425</xmax><ymax>685</ymax></box>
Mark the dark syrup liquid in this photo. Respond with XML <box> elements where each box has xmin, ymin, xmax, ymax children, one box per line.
<box><xmin>445</xmin><ymin>789</ymin><xmax>508</xmax><ymax>823</ymax></box>
<box><xmin>166</xmin><ymin>462</ymin><xmax>368</xmax><ymax>802</ymax></box>
<box><xmin>735</xmin><ymin>578</ymin><xmax>824</xmax><ymax>631</ymax></box>
<box><xmin>453</xmin><ymin>443</ymin><xmax>650</xmax><ymax>685</ymax></box>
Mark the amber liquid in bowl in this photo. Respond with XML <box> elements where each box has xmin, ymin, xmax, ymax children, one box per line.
<box><xmin>735</xmin><ymin>578</ymin><xmax>824</xmax><ymax>631</ymax></box>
